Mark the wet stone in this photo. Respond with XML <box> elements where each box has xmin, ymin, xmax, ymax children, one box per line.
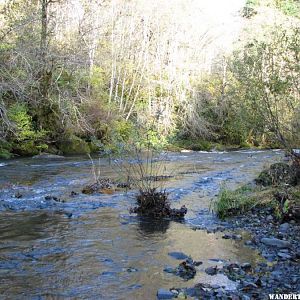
<box><xmin>205</xmin><ymin>266</ymin><xmax>218</xmax><ymax>275</ymax></box>
<box><xmin>157</xmin><ymin>288</ymin><xmax>175</xmax><ymax>299</ymax></box>
<box><xmin>222</xmin><ymin>233</ymin><xmax>242</xmax><ymax>240</ymax></box>
<box><xmin>168</xmin><ymin>252</ymin><xmax>189</xmax><ymax>260</ymax></box>
<box><xmin>261</xmin><ymin>237</ymin><xmax>291</xmax><ymax>249</ymax></box>
<box><xmin>241</xmin><ymin>263</ymin><xmax>251</xmax><ymax>271</ymax></box>
<box><xmin>124</xmin><ymin>267</ymin><xmax>138</xmax><ymax>273</ymax></box>
<box><xmin>163</xmin><ymin>267</ymin><xmax>176</xmax><ymax>274</ymax></box>
<box><xmin>14</xmin><ymin>192</ymin><xmax>23</xmax><ymax>199</ymax></box>
<box><xmin>277</xmin><ymin>252</ymin><xmax>292</xmax><ymax>260</ymax></box>
<box><xmin>279</xmin><ymin>223</ymin><xmax>290</xmax><ymax>233</ymax></box>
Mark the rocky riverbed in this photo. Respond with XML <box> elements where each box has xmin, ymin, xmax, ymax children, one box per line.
<box><xmin>160</xmin><ymin>206</ymin><xmax>300</xmax><ymax>299</ymax></box>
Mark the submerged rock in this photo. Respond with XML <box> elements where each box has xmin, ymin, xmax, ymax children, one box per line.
<box><xmin>168</xmin><ymin>252</ymin><xmax>189</xmax><ymax>260</ymax></box>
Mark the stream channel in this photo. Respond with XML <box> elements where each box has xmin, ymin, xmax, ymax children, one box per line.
<box><xmin>0</xmin><ymin>150</ymin><xmax>283</xmax><ymax>299</ymax></box>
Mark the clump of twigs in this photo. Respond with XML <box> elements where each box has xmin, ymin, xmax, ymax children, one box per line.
<box><xmin>115</xmin><ymin>132</ymin><xmax>187</xmax><ymax>219</ymax></box>
<box><xmin>82</xmin><ymin>154</ymin><xmax>130</xmax><ymax>195</ymax></box>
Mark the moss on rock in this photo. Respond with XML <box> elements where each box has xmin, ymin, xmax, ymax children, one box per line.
<box><xmin>58</xmin><ymin>135</ymin><xmax>90</xmax><ymax>155</ymax></box>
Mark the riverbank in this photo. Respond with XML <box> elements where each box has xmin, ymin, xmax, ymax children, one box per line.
<box><xmin>163</xmin><ymin>162</ymin><xmax>300</xmax><ymax>299</ymax></box>
<box><xmin>0</xmin><ymin>132</ymin><xmax>281</xmax><ymax>159</ymax></box>
<box><xmin>168</xmin><ymin>205</ymin><xmax>300</xmax><ymax>299</ymax></box>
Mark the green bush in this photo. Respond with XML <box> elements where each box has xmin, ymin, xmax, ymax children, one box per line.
<box><xmin>214</xmin><ymin>185</ymin><xmax>257</xmax><ymax>219</ymax></box>
<box><xmin>7</xmin><ymin>103</ymin><xmax>48</xmax><ymax>156</ymax></box>
<box><xmin>0</xmin><ymin>140</ymin><xmax>12</xmax><ymax>159</ymax></box>
<box><xmin>58</xmin><ymin>134</ymin><xmax>90</xmax><ymax>155</ymax></box>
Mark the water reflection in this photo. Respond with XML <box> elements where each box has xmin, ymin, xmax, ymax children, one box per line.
<box><xmin>136</xmin><ymin>216</ymin><xmax>171</xmax><ymax>235</ymax></box>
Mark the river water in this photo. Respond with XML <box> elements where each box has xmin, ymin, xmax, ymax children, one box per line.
<box><xmin>0</xmin><ymin>150</ymin><xmax>282</xmax><ymax>299</ymax></box>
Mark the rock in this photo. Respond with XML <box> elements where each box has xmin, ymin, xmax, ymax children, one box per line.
<box><xmin>176</xmin><ymin>260</ymin><xmax>197</xmax><ymax>280</ymax></box>
<box><xmin>222</xmin><ymin>234</ymin><xmax>231</xmax><ymax>239</ymax></box>
<box><xmin>125</xmin><ymin>267</ymin><xmax>138</xmax><ymax>272</ymax></box>
<box><xmin>225</xmin><ymin>263</ymin><xmax>240</xmax><ymax>271</ymax></box>
<box><xmin>14</xmin><ymin>192</ymin><xmax>23</xmax><ymax>199</ymax></box>
<box><xmin>279</xmin><ymin>223</ymin><xmax>290</xmax><ymax>233</ymax></box>
<box><xmin>45</xmin><ymin>195</ymin><xmax>59</xmax><ymax>201</ymax></box>
<box><xmin>277</xmin><ymin>252</ymin><xmax>292</xmax><ymax>259</ymax></box>
<box><xmin>240</xmin><ymin>281</ymin><xmax>258</xmax><ymax>291</ymax></box>
<box><xmin>163</xmin><ymin>267</ymin><xmax>176</xmax><ymax>274</ymax></box>
<box><xmin>157</xmin><ymin>288</ymin><xmax>174</xmax><ymax>299</ymax></box>
<box><xmin>241</xmin><ymin>263</ymin><xmax>252</xmax><ymax>271</ymax></box>
<box><xmin>82</xmin><ymin>179</ymin><xmax>114</xmax><ymax>194</ymax></box>
<box><xmin>222</xmin><ymin>233</ymin><xmax>242</xmax><ymax>240</ymax></box>
<box><xmin>210</xmin><ymin>284</ymin><xmax>220</xmax><ymax>289</ymax></box>
<box><xmin>266</xmin><ymin>215</ymin><xmax>273</xmax><ymax>221</ymax></box>
<box><xmin>261</xmin><ymin>237</ymin><xmax>291</xmax><ymax>249</ymax></box>
<box><xmin>168</xmin><ymin>252</ymin><xmax>189</xmax><ymax>260</ymax></box>
<box><xmin>205</xmin><ymin>266</ymin><xmax>218</xmax><ymax>275</ymax></box>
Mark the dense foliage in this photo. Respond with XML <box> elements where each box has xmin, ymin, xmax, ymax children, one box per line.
<box><xmin>0</xmin><ymin>0</ymin><xmax>299</xmax><ymax>157</ymax></box>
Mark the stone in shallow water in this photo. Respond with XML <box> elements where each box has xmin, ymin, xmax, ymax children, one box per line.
<box><xmin>163</xmin><ymin>266</ymin><xmax>176</xmax><ymax>274</ymax></box>
<box><xmin>157</xmin><ymin>288</ymin><xmax>175</xmax><ymax>299</ymax></box>
<box><xmin>241</xmin><ymin>263</ymin><xmax>251</xmax><ymax>271</ymax></box>
<box><xmin>168</xmin><ymin>252</ymin><xmax>189</xmax><ymax>260</ymax></box>
<box><xmin>205</xmin><ymin>266</ymin><xmax>218</xmax><ymax>275</ymax></box>
<box><xmin>261</xmin><ymin>237</ymin><xmax>291</xmax><ymax>249</ymax></box>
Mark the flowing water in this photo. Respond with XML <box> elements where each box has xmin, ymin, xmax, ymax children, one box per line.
<box><xmin>0</xmin><ymin>150</ymin><xmax>283</xmax><ymax>299</ymax></box>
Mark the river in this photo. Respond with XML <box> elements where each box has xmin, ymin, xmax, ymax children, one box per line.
<box><xmin>0</xmin><ymin>150</ymin><xmax>282</xmax><ymax>299</ymax></box>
